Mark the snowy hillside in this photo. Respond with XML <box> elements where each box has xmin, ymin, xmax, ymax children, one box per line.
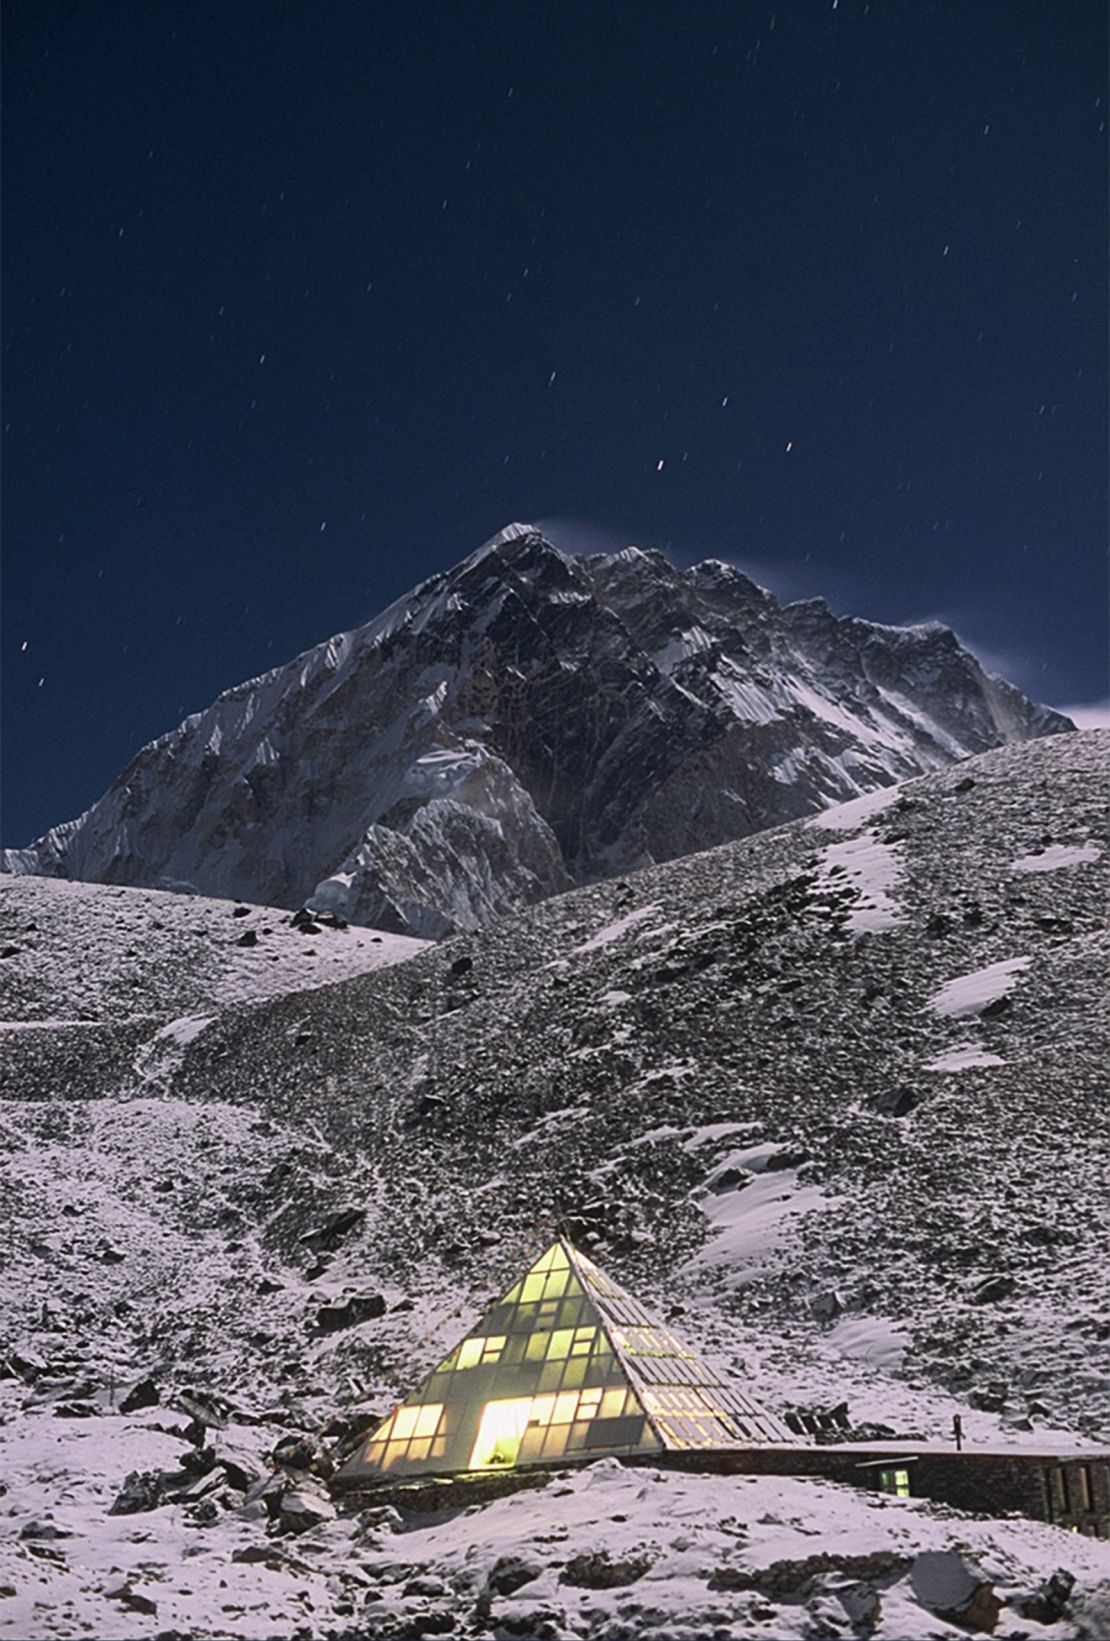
<box><xmin>3</xmin><ymin>523</ymin><xmax>1072</xmax><ymax>936</ymax></box>
<box><xmin>1</xmin><ymin>730</ymin><xmax>1107</xmax><ymax>1637</ymax></box>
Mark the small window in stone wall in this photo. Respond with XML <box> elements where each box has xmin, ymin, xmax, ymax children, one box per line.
<box><xmin>877</xmin><ymin>1468</ymin><xmax>911</xmax><ymax>1497</ymax></box>
<box><xmin>1051</xmin><ymin>1467</ymin><xmax>1070</xmax><ymax>1517</ymax></box>
<box><xmin>1077</xmin><ymin>1465</ymin><xmax>1092</xmax><ymax>1512</ymax></box>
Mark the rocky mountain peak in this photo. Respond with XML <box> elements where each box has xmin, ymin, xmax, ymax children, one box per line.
<box><xmin>3</xmin><ymin>524</ymin><xmax>1072</xmax><ymax>937</ymax></box>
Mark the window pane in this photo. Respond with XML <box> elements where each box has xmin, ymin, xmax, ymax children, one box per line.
<box><xmin>546</xmin><ymin>1329</ymin><xmax>573</xmax><ymax>1361</ymax></box>
<box><xmin>457</xmin><ymin>1338</ymin><xmax>483</xmax><ymax>1369</ymax></box>
<box><xmin>414</xmin><ymin>1404</ymin><xmax>443</xmax><ymax>1438</ymax></box>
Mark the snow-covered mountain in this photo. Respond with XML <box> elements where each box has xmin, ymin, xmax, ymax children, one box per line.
<box><xmin>3</xmin><ymin>523</ymin><xmax>1072</xmax><ymax>936</ymax></box>
<box><xmin>2</xmin><ymin>731</ymin><xmax>1108</xmax><ymax>1636</ymax></box>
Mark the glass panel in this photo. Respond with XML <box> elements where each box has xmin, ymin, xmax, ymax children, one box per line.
<box><xmin>546</xmin><ymin>1329</ymin><xmax>573</xmax><ymax>1361</ymax></box>
<box><xmin>542</xmin><ymin>1424</ymin><xmax>570</xmax><ymax>1458</ymax></box>
<box><xmin>469</xmin><ymin>1399</ymin><xmax>533</xmax><ymax>1470</ymax></box>
<box><xmin>521</xmin><ymin>1274</ymin><xmax>546</xmax><ymax>1302</ymax></box>
<box><xmin>519</xmin><ymin>1427</ymin><xmax>545</xmax><ymax>1460</ymax></box>
<box><xmin>392</xmin><ymin>1408</ymin><xmax>419</xmax><ymax>1440</ymax></box>
<box><xmin>414</xmin><ymin>1404</ymin><xmax>443</xmax><ymax>1438</ymax></box>
<box><xmin>552</xmin><ymin>1391</ymin><xmax>580</xmax><ymax>1424</ymax></box>
<box><xmin>457</xmin><ymin>1338</ymin><xmax>484</xmax><ymax>1370</ymax></box>
<box><xmin>542</xmin><ymin>1269</ymin><xmax>569</xmax><ymax>1300</ymax></box>
<box><xmin>560</xmin><ymin>1357</ymin><xmax>586</xmax><ymax>1389</ymax></box>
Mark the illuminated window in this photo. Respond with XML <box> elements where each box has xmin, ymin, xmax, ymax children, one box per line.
<box><xmin>469</xmin><ymin>1399</ymin><xmax>532</xmax><ymax>1470</ymax></box>
<box><xmin>877</xmin><ymin>1468</ymin><xmax>911</xmax><ymax>1497</ymax></box>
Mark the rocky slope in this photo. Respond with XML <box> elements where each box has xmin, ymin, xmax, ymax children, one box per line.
<box><xmin>3</xmin><ymin>523</ymin><xmax>1072</xmax><ymax>936</ymax></box>
<box><xmin>1</xmin><ymin>731</ymin><xmax>1107</xmax><ymax>1638</ymax></box>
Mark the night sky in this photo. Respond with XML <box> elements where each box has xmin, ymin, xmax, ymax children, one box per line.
<box><xmin>3</xmin><ymin>0</ymin><xmax>1106</xmax><ymax>846</ymax></box>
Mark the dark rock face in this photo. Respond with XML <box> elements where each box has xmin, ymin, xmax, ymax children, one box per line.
<box><xmin>109</xmin><ymin>1470</ymin><xmax>164</xmax><ymax>1515</ymax></box>
<box><xmin>561</xmin><ymin>1550</ymin><xmax>654</xmax><ymax>1588</ymax></box>
<box><xmin>314</xmin><ymin>1293</ymin><xmax>387</xmax><ymax>1333</ymax></box>
<box><xmin>1</xmin><ymin>524</ymin><xmax>1070</xmax><ymax>937</ymax></box>
<box><xmin>119</xmin><ymin>1377</ymin><xmax>160</xmax><ymax>1413</ymax></box>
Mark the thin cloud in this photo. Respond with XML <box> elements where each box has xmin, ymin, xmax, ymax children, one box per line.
<box><xmin>1056</xmin><ymin>701</ymin><xmax>1110</xmax><ymax>729</ymax></box>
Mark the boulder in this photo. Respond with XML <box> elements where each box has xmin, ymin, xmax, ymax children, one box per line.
<box><xmin>119</xmin><ymin>1377</ymin><xmax>160</xmax><ymax>1414</ymax></box>
<box><xmin>19</xmin><ymin>1519</ymin><xmax>71</xmax><ymax>1540</ymax></box>
<box><xmin>867</xmin><ymin>1085</ymin><xmax>919</xmax><ymax>1118</ymax></box>
<box><xmin>108</xmin><ymin>1470</ymin><xmax>164</xmax><ymax>1515</ymax></box>
<box><xmin>315</xmin><ymin>1293</ymin><xmax>386</xmax><ymax>1332</ymax></box>
<box><xmin>1018</xmin><ymin>1570</ymin><xmax>1075</xmax><ymax>1625</ymax></box>
<box><xmin>103</xmin><ymin>1580</ymin><xmax>157</xmax><ymax>1617</ymax></box>
<box><xmin>910</xmin><ymin>1552</ymin><xmax>1001</xmax><ymax>1634</ymax></box>
<box><xmin>811</xmin><ymin>1291</ymin><xmax>844</xmax><ymax>1323</ymax></box>
<box><xmin>300</xmin><ymin>1207</ymin><xmax>366</xmax><ymax>1253</ymax></box>
<box><xmin>486</xmin><ymin>1555</ymin><xmax>543</xmax><ymax>1598</ymax></box>
<box><xmin>970</xmin><ymin>1275</ymin><xmax>1016</xmax><ymax>1305</ymax></box>
<box><xmin>561</xmin><ymin>1550</ymin><xmax>652</xmax><ymax>1589</ymax></box>
<box><xmin>276</xmin><ymin>1476</ymin><xmax>337</xmax><ymax>1534</ymax></box>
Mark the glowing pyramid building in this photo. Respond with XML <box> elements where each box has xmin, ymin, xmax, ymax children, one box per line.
<box><xmin>340</xmin><ymin>1238</ymin><xmax>796</xmax><ymax>1481</ymax></box>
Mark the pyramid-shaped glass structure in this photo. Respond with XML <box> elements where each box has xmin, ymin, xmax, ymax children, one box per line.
<box><xmin>339</xmin><ymin>1238</ymin><xmax>795</xmax><ymax>1481</ymax></box>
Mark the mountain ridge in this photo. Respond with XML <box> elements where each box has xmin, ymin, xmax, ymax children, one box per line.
<box><xmin>3</xmin><ymin>523</ymin><xmax>1073</xmax><ymax>936</ymax></box>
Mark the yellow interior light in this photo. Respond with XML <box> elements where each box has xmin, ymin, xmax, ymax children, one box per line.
<box><xmin>414</xmin><ymin>1404</ymin><xmax>444</xmax><ymax>1438</ymax></box>
<box><xmin>469</xmin><ymin>1399</ymin><xmax>533</xmax><ymax>1470</ymax></box>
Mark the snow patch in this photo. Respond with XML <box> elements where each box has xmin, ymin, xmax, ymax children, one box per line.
<box><xmin>807</xmin><ymin>785</ymin><xmax>902</xmax><ymax>832</ymax></box>
<box><xmin>574</xmin><ymin>905</ymin><xmax>661</xmax><ymax>953</ymax></box>
<box><xmin>685</xmin><ymin>1167</ymin><xmax>832</xmax><ymax>1289</ymax></box>
<box><xmin>817</xmin><ymin>831</ymin><xmax>905</xmax><ymax>932</ymax></box>
<box><xmin>1010</xmin><ymin>841</ymin><xmax>1103</xmax><ymax>873</ymax></box>
<box><xmin>924</xmin><ymin>1045</ymin><xmax>1008</xmax><ymax>1072</ymax></box>
<box><xmin>927</xmin><ymin>957</ymin><xmax>1032</xmax><ymax>1019</ymax></box>
<box><xmin>826</xmin><ymin>1314</ymin><xmax>910</xmax><ymax>1369</ymax></box>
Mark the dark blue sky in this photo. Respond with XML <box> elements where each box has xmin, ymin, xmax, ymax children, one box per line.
<box><xmin>3</xmin><ymin>0</ymin><xmax>1106</xmax><ymax>845</ymax></box>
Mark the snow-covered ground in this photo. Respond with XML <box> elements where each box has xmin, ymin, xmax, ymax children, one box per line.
<box><xmin>1</xmin><ymin>730</ymin><xmax>1108</xmax><ymax>1638</ymax></box>
<box><xmin>3</xmin><ymin>1410</ymin><xmax>1108</xmax><ymax>1641</ymax></box>
<box><xmin>0</xmin><ymin>876</ymin><xmax>426</xmax><ymax>1028</ymax></box>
